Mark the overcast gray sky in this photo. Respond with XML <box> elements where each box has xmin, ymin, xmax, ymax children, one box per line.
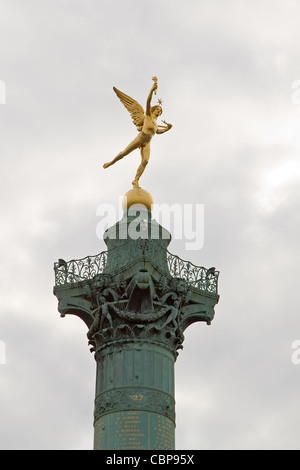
<box><xmin>1</xmin><ymin>0</ymin><xmax>300</xmax><ymax>450</ymax></box>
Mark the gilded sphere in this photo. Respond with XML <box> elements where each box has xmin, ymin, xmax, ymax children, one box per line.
<box><xmin>122</xmin><ymin>188</ymin><xmax>153</xmax><ymax>212</ymax></box>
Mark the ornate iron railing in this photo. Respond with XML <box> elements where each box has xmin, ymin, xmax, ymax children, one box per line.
<box><xmin>54</xmin><ymin>251</ymin><xmax>108</xmax><ymax>286</ymax></box>
<box><xmin>166</xmin><ymin>252</ymin><xmax>219</xmax><ymax>295</ymax></box>
<box><xmin>54</xmin><ymin>241</ymin><xmax>219</xmax><ymax>295</ymax></box>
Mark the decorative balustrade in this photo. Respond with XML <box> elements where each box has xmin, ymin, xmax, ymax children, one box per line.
<box><xmin>54</xmin><ymin>251</ymin><xmax>108</xmax><ymax>286</ymax></box>
<box><xmin>54</xmin><ymin>240</ymin><xmax>219</xmax><ymax>295</ymax></box>
<box><xmin>166</xmin><ymin>252</ymin><xmax>219</xmax><ymax>295</ymax></box>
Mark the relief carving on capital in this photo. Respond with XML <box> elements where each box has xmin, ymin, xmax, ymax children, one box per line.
<box><xmin>84</xmin><ymin>268</ymin><xmax>214</xmax><ymax>357</ymax></box>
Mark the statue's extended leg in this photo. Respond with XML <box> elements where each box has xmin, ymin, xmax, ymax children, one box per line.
<box><xmin>132</xmin><ymin>144</ymin><xmax>150</xmax><ymax>188</ymax></box>
<box><xmin>103</xmin><ymin>135</ymin><xmax>141</xmax><ymax>169</ymax></box>
<box><xmin>103</xmin><ymin>154</ymin><xmax>123</xmax><ymax>169</ymax></box>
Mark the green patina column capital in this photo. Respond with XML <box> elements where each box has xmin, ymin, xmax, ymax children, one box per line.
<box><xmin>53</xmin><ymin>209</ymin><xmax>220</xmax><ymax>450</ymax></box>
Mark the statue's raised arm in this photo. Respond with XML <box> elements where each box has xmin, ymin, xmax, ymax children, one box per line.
<box><xmin>103</xmin><ymin>77</ymin><xmax>172</xmax><ymax>189</ymax></box>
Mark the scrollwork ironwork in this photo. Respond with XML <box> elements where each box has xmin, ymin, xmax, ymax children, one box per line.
<box><xmin>54</xmin><ymin>251</ymin><xmax>108</xmax><ymax>285</ymax></box>
<box><xmin>54</xmin><ymin>240</ymin><xmax>219</xmax><ymax>295</ymax></box>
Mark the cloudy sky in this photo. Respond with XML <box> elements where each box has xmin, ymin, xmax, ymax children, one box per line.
<box><xmin>1</xmin><ymin>0</ymin><xmax>300</xmax><ymax>450</ymax></box>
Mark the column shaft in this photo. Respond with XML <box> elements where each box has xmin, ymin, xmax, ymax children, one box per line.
<box><xmin>93</xmin><ymin>342</ymin><xmax>175</xmax><ymax>450</ymax></box>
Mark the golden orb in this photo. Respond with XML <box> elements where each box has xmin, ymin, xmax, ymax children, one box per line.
<box><xmin>122</xmin><ymin>188</ymin><xmax>153</xmax><ymax>212</ymax></box>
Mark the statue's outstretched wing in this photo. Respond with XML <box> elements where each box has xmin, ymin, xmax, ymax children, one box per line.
<box><xmin>113</xmin><ymin>87</ymin><xmax>145</xmax><ymax>131</ymax></box>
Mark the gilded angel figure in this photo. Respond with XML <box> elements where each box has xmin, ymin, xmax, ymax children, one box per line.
<box><xmin>103</xmin><ymin>78</ymin><xmax>172</xmax><ymax>188</ymax></box>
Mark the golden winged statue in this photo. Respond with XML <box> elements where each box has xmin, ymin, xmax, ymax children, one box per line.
<box><xmin>103</xmin><ymin>77</ymin><xmax>172</xmax><ymax>189</ymax></box>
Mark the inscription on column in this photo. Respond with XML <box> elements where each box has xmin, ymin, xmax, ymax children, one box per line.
<box><xmin>115</xmin><ymin>411</ymin><xmax>146</xmax><ymax>450</ymax></box>
<box><xmin>94</xmin><ymin>410</ymin><xmax>175</xmax><ymax>450</ymax></box>
<box><xmin>94</xmin><ymin>417</ymin><xmax>107</xmax><ymax>450</ymax></box>
<box><xmin>153</xmin><ymin>414</ymin><xmax>175</xmax><ymax>450</ymax></box>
